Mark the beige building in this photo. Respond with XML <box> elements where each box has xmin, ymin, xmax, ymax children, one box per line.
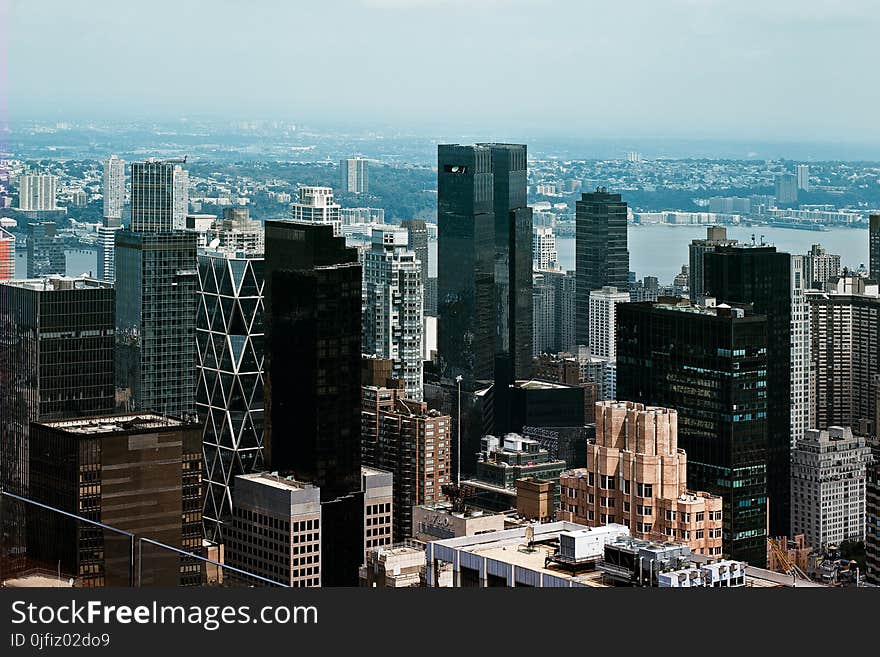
<box><xmin>363</xmin><ymin>467</ymin><xmax>394</xmax><ymax>553</ymax></box>
<box><xmin>359</xmin><ymin>544</ymin><xmax>425</xmax><ymax>587</ymax></box>
<box><xmin>411</xmin><ymin>503</ymin><xmax>507</xmax><ymax>543</ymax></box>
<box><xmin>516</xmin><ymin>478</ymin><xmax>554</xmax><ymax>521</ymax></box>
<box><xmin>558</xmin><ymin>401</ymin><xmax>723</xmax><ymax>556</ymax></box>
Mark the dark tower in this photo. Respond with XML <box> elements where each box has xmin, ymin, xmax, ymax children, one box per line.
<box><xmin>870</xmin><ymin>214</ymin><xmax>880</xmax><ymax>281</ymax></box>
<box><xmin>617</xmin><ymin>300</ymin><xmax>769</xmax><ymax>565</ymax></box>
<box><xmin>575</xmin><ymin>188</ymin><xmax>629</xmax><ymax>346</ymax></box>
<box><xmin>263</xmin><ymin>220</ymin><xmax>363</xmax><ymax>586</ymax></box>
<box><xmin>703</xmin><ymin>244</ymin><xmax>792</xmax><ymax>538</ymax></box>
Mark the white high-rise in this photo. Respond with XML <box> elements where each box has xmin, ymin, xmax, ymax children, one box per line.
<box><xmin>790</xmin><ymin>255</ymin><xmax>810</xmax><ymax>451</ymax></box>
<box><xmin>796</xmin><ymin>164</ymin><xmax>810</xmax><ymax>192</ymax></box>
<box><xmin>18</xmin><ymin>174</ymin><xmax>58</xmax><ymax>211</ymax></box>
<box><xmin>102</xmin><ymin>155</ymin><xmax>125</xmax><ymax>222</ymax></box>
<box><xmin>532</xmin><ymin>272</ymin><xmax>556</xmax><ymax>356</ymax></box>
<box><xmin>533</xmin><ymin>226</ymin><xmax>558</xmax><ymax>270</ymax></box>
<box><xmin>588</xmin><ymin>286</ymin><xmax>630</xmax><ymax>360</ymax></box>
<box><xmin>290</xmin><ymin>186</ymin><xmax>342</xmax><ymax>237</ymax></box>
<box><xmin>362</xmin><ymin>227</ymin><xmax>424</xmax><ymax>401</ymax></box>
<box><xmin>173</xmin><ymin>167</ymin><xmax>189</xmax><ymax>230</ymax></box>
<box><xmin>791</xmin><ymin>426</ymin><xmax>872</xmax><ymax>550</ymax></box>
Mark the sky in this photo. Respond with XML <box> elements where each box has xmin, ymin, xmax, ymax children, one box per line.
<box><xmin>6</xmin><ymin>0</ymin><xmax>880</xmax><ymax>143</ymax></box>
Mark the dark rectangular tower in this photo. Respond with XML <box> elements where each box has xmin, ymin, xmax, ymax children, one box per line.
<box><xmin>870</xmin><ymin>214</ymin><xmax>880</xmax><ymax>281</ymax></box>
<box><xmin>617</xmin><ymin>300</ymin><xmax>769</xmax><ymax>565</ymax></box>
<box><xmin>703</xmin><ymin>245</ymin><xmax>791</xmax><ymax>538</ymax></box>
<box><xmin>576</xmin><ymin>188</ymin><xmax>629</xmax><ymax>346</ymax></box>
<box><xmin>263</xmin><ymin>220</ymin><xmax>363</xmax><ymax>585</ymax></box>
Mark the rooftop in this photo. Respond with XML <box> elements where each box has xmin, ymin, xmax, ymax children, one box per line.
<box><xmin>1</xmin><ymin>275</ymin><xmax>111</xmax><ymax>292</ymax></box>
<box><xmin>38</xmin><ymin>413</ymin><xmax>187</xmax><ymax>435</ymax></box>
<box><xmin>239</xmin><ymin>471</ymin><xmax>314</xmax><ymax>491</ymax></box>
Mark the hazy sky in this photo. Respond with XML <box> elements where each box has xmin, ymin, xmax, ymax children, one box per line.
<box><xmin>7</xmin><ymin>0</ymin><xmax>880</xmax><ymax>141</ymax></box>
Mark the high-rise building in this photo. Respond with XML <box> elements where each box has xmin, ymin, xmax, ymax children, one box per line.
<box><xmin>130</xmin><ymin>158</ymin><xmax>189</xmax><ymax>233</ymax></box>
<box><xmin>205</xmin><ymin>207</ymin><xmax>264</xmax><ymax>254</ymax></box>
<box><xmin>361</xmin><ymin>467</ymin><xmax>394</xmax><ymax>554</ymax></box>
<box><xmin>401</xmin><ymin>218</ymin><xmax>429</xmax><ymax>291</ymax></box>
<box><xmin>807</xmin><ymin>276</ymin><xmax>880</xmax><ymax>434</ymax></box>
<box><xmin>339</xmin><ymin>157</ymin><xmax>369</xmax><ymax>194</ymax></box>
<box><xmin>790</xmin><ymin>255</ymin><xmax>810</xmax><ymax>453</ymax></box>
<box><xmin>264</xmin><ymin>219</ymin><xmax>362</xmax><ymax>585</ymax></box>
<box><xmin>360</xmin><ymin>384</ymin><xmax>448</xmax><ymax>542</ymax></box>
<box><xmin>197</xmin><ymin>228</ymin><xmax>265</xmax><ymax>543</ymax></box>
<box><xmin>796</xmin><ymin>164</ymin><xmax>810</xmax><ymax>192</ymax></box>
<box><xmin>96</xmin><ymin>224</ymin><xmax>123</xmax><ymax>281</ymax></box>
<box><xmin>115</xmin><ymin>231</ymin><xmax>199</xmax><ymax>416</ymax></box>
<box><xmin>437</xmin><ymin>143</ymin><xmax>533</xmax><ymax>432</ymax></box>
<box><xmin>588</xmin><ymin>286</ymin><xmax>629</xmax><ymax>360</ymax></box>
<box><xmin>703</xmin><ymin>244</ymin><xmax>792</xmax><ymax>538</ymax></box>
<box><xmin>533</xmin><ymin>225</ymin><xmax>558</xmax><ymax>270</ymax></box>
<box><xmin>558</xmin><ymin>401</ymin><xmax>724</xmax><ymax>556</ymax></box>
<box><xmin>532</xmin><ymin>272</ymin><xmax>556</xmax><ymax>356</ymax></box>
<box><xmin>26</xmin><ymin>221</ymin><xmax>65</xmax><ymax>278</ymax></box>
<box><xmin>226</xmin><ymin>473</ymin><xmax>322</xmax><ymax>587</ymax></box>
<box><xmin>803</xmin><ymin>243</ymin><xmax>841</xmax><ymax>290</ymax></box>
<box><xmin>18</xmin><ymin>174</ymin><xmax>57</xmax><ymax>211</ymax></box>
<box><xmin>102</xmin><ymin>154</ymin><xmax>125</xmax><ymax>222</ymax></box>
<box><xmin>790</xmin><ymin>426</ymin><xmax>872</xmax><ymax>550</ymax></box>
<box><xmin>0</xmin><ymin>228</ymin><xmax>14</xmax><ymax>280</ymax></box>
<box><xmin>870</xmin><ymin>215</ymin><xmax>880</xmax><ymax>282</ymax></box>
<box><xmin>290</xmin><ymin>186</ymin><xmax>342</xmax><ymax>237</ymax></box>
<box><xmin>28</xmin><ymin>413</ymin><xmax>203</xmax><ymax>587</ymax></box>
<box><xmin>362</xmin><ymin>227</ymin><xmax>423</xmax><ymax>401</ymax></box>
<box><xmin>775</xmin><ymin>173</ymin><xmax>798</xmax><ymax>206</ymax></box>
<box><xmin>617</xmin><ymin>300</ymin><xmax>769</xmax><ymax>565</ymax></box>
<box><xmin>687</xmin><ymin>226</ymin><xmax>738</xmax><ymax>301</ymax></box>
<box><xmin>867</xmin><ymin>457</ymin><xmax>880</xmax><ymax>585</ymax></box>
<box><xmin>0</xmin><ymin>277</ymin><xmax>116</xmax><ymax>499</ymax></box>
<box><xmin>575</xmin><ymin>188</ymin><xmax>629</xmax><ymax>346</ymax></box>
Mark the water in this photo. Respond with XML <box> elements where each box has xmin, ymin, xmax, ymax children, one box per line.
<box><xmin>557</xmin><ymin>225</ymin><xmax>870</xmax><ymax>283</ymax></box>
<box><xmin>15</xmin><ymin>249</ymin><xmax>98</xmax><ymax>278</ymax></box>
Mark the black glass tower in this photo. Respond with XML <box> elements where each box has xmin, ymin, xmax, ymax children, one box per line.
<box><xmin>703</xmin><ymin>245</ymin><xmax>791</xmax><ymax>537</ymax></box>
<box><xmin>617</xmin><ymin>301</ymin><xmax>769</xmax><ymax>565</ymax></box>
<box><xmin>575</xmin><ymin>188</ymin><xmax>629</xmax><ymax>346</ymax></box>
<box><xmin>0</xmin><ymin>277</ymin><xmax>115</xmax><ymax>577</ymax></box>
<box><xmin>263</xmin><ymin>220</ymin><xmax>363</xmax><ymax>585</ymax></box>
<box><xmin>437</xmin><ymin>143</ymin><xmax>532</xmax><ymax>433</ymax></box>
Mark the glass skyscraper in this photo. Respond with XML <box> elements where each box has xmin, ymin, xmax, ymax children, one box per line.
<box><xmin>617</xmin><ymin>300</ymin><xmax>769</xmax><ymax>566</ymax></box>
<box><xmin>575</xmin><ymin>188</ymin><xmax>629</xmax><ymax>346</ymax></box>
<box><xmin>130</xmin><ymin>158</ymin><xmax>189</xmax><ymax>233</ymax></box>
<box><xmin>26</xmin><ymin>221</ymin><xmax>65</xmax><ymax>278</ymax></box>
<box><xmin>115</xmin><ymin>231</ymin><xmax>199</xmax><ymax>417</ymax></box>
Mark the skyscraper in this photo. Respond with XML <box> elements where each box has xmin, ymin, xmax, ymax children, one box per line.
<box><xmin>290</xmin><ymin>186</ymin><xmax>342</xmax><ymax>236</ymax></box>
<box><xmin>807</xmin><ymin>275</ymin><xmax>880</xmax><ymax>434</ymax></box>
<box><xmin>339</xmin><ymin>157</ymin><xmax>369</xmax><ymax>194</ymax></box>
<box><xmin>687</xmin><ymin>226</ymin><xmax>738</xmax><ymax>300</ymax></box>
<box><xmin>115</xmin><ymin>231</ymin><xmax>199</xmax><ymax>416</ymax></box>
<box><xmin>617</xmin><ymin>300</ymin><xmax>769</xmax><ymax>565</ymax></box>
<box><xmin>588</xmin><ymin>285</ymin><xmax>630</xmax><ymax>360</ymax></box>
<box><xmin>775</xmin><ymin>173</ymin><xmax>798</xmax><ymax>205</ymax></box>
<box><xmin>18</xmin><ymin>174</ymin><xmax>57</xmax><ymax>211</ymax></box>
<box><xmin>790</xmin><ymin>426</ymin><xmax>871</xmax><ymax>551</ymax></box>
<box><xmin>532</xmin><ymin>272</ymin><xmax>556</xmax><ymax>356</ymax></box>
<box><xmin>803</xmin><ymin>243</ymin><xmax>841</xmax><ymax>290</ymax></box>
<box><xmin>796</xmin><ymin>164</ymin><xmax>810</xmax><ymax>192</ymax></box>
<box><xmin>196</xmin><ymin>218</ymin><xmax>265</xmax><ymax>543</ymax></box>
<box><xmin>870</xmin><ymin>214</ymin><xmax>880</xmax><ymax>281</ymax></box>
<box><xmin>437</xmin><ymin>143</ymin><xmax>532</xmax><ymax>393</ymax></box>
<box><xmin>575</xmin><ymin>188</ymin><xmax>629</xmax><ymax>346</ymax></box>
<box><xmin>263</xmin><ymin>219</ymin><xmax>363</xmax><ymax>585</ymax></box>
<box><xmin>533</xmin><ymin>225</ymin><xmax>558</xmax><ymax>270</ymax></box>
<box><xmin>28</xmin><ymin>413</ymin><xmax>203</xmax><ymax>587</ymax></box>
<box><xmin>26</xmin><ymin>221</ymin><xmax>65</xmax><ymax>278</ymax></box>
<box><xmin>102</xmin><ymin>154</ymin><xmax>125</xmax><ymax>222</ymax></box>
<box><xmin>362</xmin><ymin>227</ymin><xmax>424</xmax><ymax>401</ymax></box>
<box><xmin>130</xmin><ymin>158</ymin><xmax>189</xmax><ymax>233</ymax></box>
<box><xmin>790</xmin><ymin>254</ymin><xmax>810</xmax><ymax>454</ymax></box>
<box><xmin>97</xmin><ymin>155</ymin><xmax>126</xmax><ymax>281</ymax></box>
<box><xmin>703</xmin><ymin>244</ymin><xmax>792</xmax><ymax>538</ymax></box>
<box><xmin>401</xmin><ymin>218</ymin><xmax>429</xmax><ymax>292</ymax></box>
<box><xmin>0</xmin><ymin>276</ymin><xmax>116</xmax><ymax>498</ymax></box>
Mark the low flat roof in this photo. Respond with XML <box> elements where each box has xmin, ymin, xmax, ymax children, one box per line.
<box><xmin>38</xmin><ymin>413</ymin><xmax>186</xmax><ymax>435</ymax></box>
